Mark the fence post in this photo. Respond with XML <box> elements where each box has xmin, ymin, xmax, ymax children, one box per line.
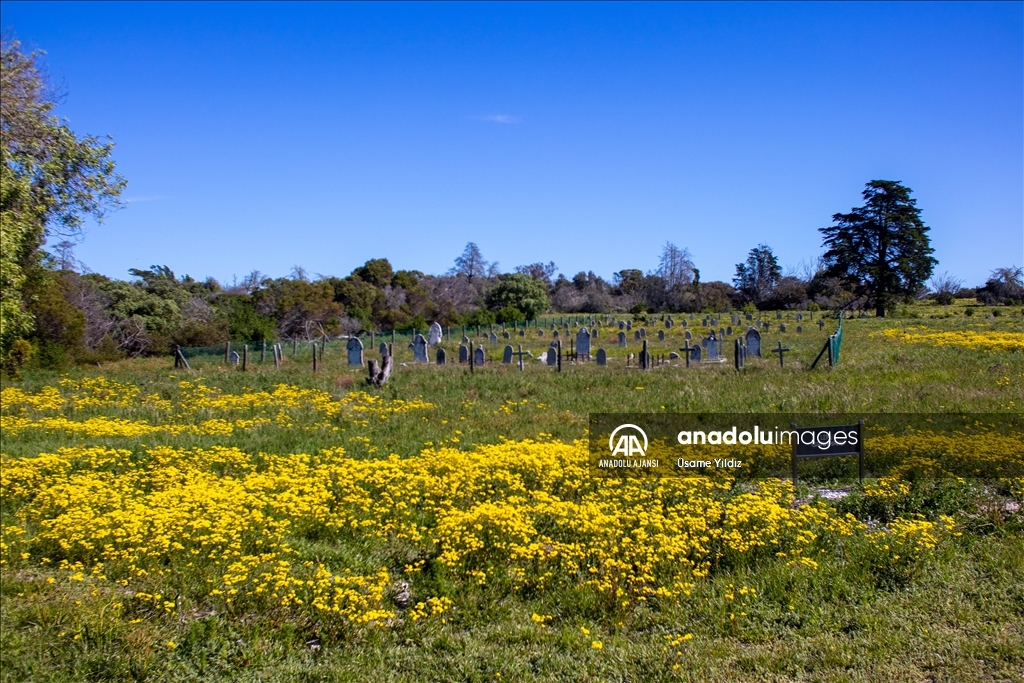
<box><xmin>225</xmin><ymin>340</ymin><xmax>231</xmax><ymax>364</ymax></box>
<box><xmin>261</xmin><ymin>339</ymin><xmax>266</xmax><ymax>363</ymax></box>
<box><xmin>312</xmin><ymin>343</ymin><xmax>318</xmax><ymax>372</ymax></box>
<box><xmin>242</xmin><ymin>345</ymin><xmax>248</xmax><ymax>372</ymax></box>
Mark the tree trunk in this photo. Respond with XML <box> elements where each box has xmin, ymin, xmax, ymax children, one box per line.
<box><xmin>366</xmin><ymin>351</ymin><xmax>393</xmax><ymax>387</ymax></box>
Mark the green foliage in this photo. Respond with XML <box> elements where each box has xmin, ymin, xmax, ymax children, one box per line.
<box><xmin>485</xmin><ymin>274</ymin><xmax>549</xmax><ymax>320</ymax></box>
<box><xmin>733</xmin><ymin>244</ymin><xmax>782</xmax><ymax>305</ymax></box>
<box><xmin>353</xmin><ymin>258</ymin><xmax>395</xmax><ymax>288</ymax></box>
<box><xmin>224</xmin><ymin>297</ymin><xmax>275</xmax><ymax>342</ymax></box>
<box><xmin>820</xmin><ymin>180</ymin><xmax>936</xmax><ymax>317</ymax></box>
<box><xmin>493</xmin><ymin>306</ymin><xmax>523</xmax><ymax>324</ymax></box>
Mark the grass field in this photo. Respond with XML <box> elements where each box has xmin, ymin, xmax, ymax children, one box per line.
<box><xmin>2</xmin><ymin>302</ymin><xmax>1023</xmax><ymax>682</ymax></box>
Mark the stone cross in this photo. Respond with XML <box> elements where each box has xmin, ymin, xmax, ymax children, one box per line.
<box><xmin>772</xmin><ymin>341</ymin><xmax>790</xmax><ymax>368</ymax></box>
<box><xmin>347</xmin><ymin>337</ymin><xmax>364</xmax><ymax>366</ymax></box>
<box><xmin>818</xmin><ymin>319</ymin><xmax>825</xmax><ymax>331</ymax></box>
<box><xmin>511</xmin><ymin>344</ymin><xmax>530</xmax><ymax>371</ymax></box>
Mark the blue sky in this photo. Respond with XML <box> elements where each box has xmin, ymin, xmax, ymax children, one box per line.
<box><xmin>3</xmin><ymin>2</ymin><xmax>1021</xmax><ymax>287</ymax></box>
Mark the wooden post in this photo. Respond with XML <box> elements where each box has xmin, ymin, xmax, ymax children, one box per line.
<box><xmin>274</xmin><ymin>345</ymin><xmax>280</xmax><ymax>369</ymax></box>
<box><xmin>641</xmin><ymin>339</ymin><xmax>648</xmax><ymax>370</ymax></box>
<box><xmin>469</xmin><ymin>341</ymin><xmax>474</xmax><ymax>374</ymax></box>
<box><xmin>312</xmin><ymin>343</ymin><xmax>318</xmax><ymax>372</ymax></box>
<box><xmin>292</xmin><ymin>338</ymin><xmax>297</xmax><ymax>356</ymax></box>
<box><xmin>681</xmin><ymin>340</ymin><xmax>691</xmax><ymax>369</ymax></box>
<box><xmin>242</xmin><ymin>344</ymin><xmax>248</xmax><ymax>372</ymax></box>
<box><xmin>557</xmin><ymin>340</ymin><xmax>562</xmax><ymax>373</ymax></box>
<box><xmin>261</xmin><ymin>339</ymin><xmax>266</xmax><ymax>363</ymax></box>
<box><xmin>371</xmin><ymin>331</ymin><xmax>375</xmax><ymax>349</ymax></box>
<box><xmin>225</xmin><ymin>340</ymin><xmax>231</xmax><ymax>364</ymax></box>
<box><xmin>791</xmin><ymin>422</ymin><xmax>798</xmax><ymax>486</ymax></box>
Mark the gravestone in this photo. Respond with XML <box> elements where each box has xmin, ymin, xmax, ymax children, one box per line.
<box><xmin>727</xmin><ymin>325</ymin><xmax>733</xmax><ymax>336</ymax></box>
<box><xmin>780</xmin><ymin>323</ymin><xmax>787</xmax><ymax>332</ymax></box>
<box><xmin>459</xmin><ymin>344</ymin><xmax>469</xmax><ymax>363</ymax></box>
<box><xmin>538</xmin><ymin>329</ymin><xmax>545</xmax><ymax>337</ymax></box>
<box><xmin>640</xmin><ymin>328</ymin><xmax>647</xmax><ymax>338</ymax></box>
<box><xmin>796</xmin><ymin>325</ymin><xmax>803</xmax><ymax>333</ymax></box>
<box><xmin>777</xmin><ymin>312</ymin><xmax>782</xmax><ymax>320</ymax></box>
<box><xmin>230</xmin><ymin>351</ymin><xmax>240</xmax><ymax>365</ymax></box>
<box><xmin>503</xmin><ymin>331</ymin><xmax>510</xmax><ymax>339</ymax></box>
<box><xmin>666</xmin><ymin>318</ymin><xmax>674</xmax><ymax>328</ymax></box>
<box><xmin>547</xmin><ymin>344</ymin><xmax>558</xmax><ymax>366</ymax></box>
<box><xmin>719</xmin><ymin>327</ymin><xmax>726</xmax><ymax>339</ymax></box>
<box><xmin>746</xmin><ymin>313</ymin><xmax>753</xmax><ymax>321</ymax></box>
<box><xmin>576</xmin><ymin>327</ymin><xmax>591</xmax><ymax>357</ymax></box>
<box><xmin>685</xmin><ymin>330</ymin><xmax>692</xmax><ymax>340</ymax></box>
<box><xmin>627</xmin><ymin>321</ymin><xmax>633</xmax><ymax>331</ymax></box>
<box><xmin>681</xmin><ymin>319</ymin><xmax>687</xmax><ymax>327</ymax></box>
<box><xmin>347</xmin><ymin>337</ymin><xmax>364</xmax><ymax>366</ymax></box>
<box><xmin>519</xmin><ymin>330</ymin><xmax>525</xmax><ymax>337</ymax></box>
<box><xmin>593</xmin><ymin>328</ymin><xmax>599</xmax><ymax>339</ymax></box>
<box><xmin>818</xmin><ymin>320</ymin><xmax>825</xmax><ymax>331</ymax></box>
<box><xmin>745</xmin><ymin>328</ymin><xmax>762</xmax><ymax>357</ymax></box>
<box><xmin>436</xmin><ymin>348</ymin><xmax>446</xmax><ymax>365</ymax></box>
<box><xmin>618</xmin><ymin>331</ymin><xmax>627</xmax><ymax>347</ymax></box>
<box><xmin>502</xmin><ymin>345</ymin><xmax>514</xmax><ymax>364</ymax></box>
<box><xmin>706</xmin><ymin>337</ymin><xmax>719</xmax><ymax>360</ymax></box>
<box><xmin>490</xmin><ymin>332</ymin><xmax>498</xmax><ymax>344</ymax></box>
<box><xmin>379</xmin><ymin>342</ymin><xmax>389</xmax><ymax>358</ymax></box>
<box><xmin>658</xmin><ymin>330</ymin><xmax>665</xmax><ymax>341</ymax></box>
<box><xmin>474</xmin><ymin>346</ymin><xmax>485</xmax><ymax>365</ymax></box>
<box><xmin>428</xmin><ymin>322</ymin><xmax>443</xmax><ymax>346</ymax></box>
<box><xmin>690</xmin><ymin>345</ymin><xmax>702</xmax><ymax>362</ymax></box>
<box><xmin>634</xmin><ymin>331</ymin><xmax>641</xmax><ymax>341</ymax></box>
<box><xmin>553</xmin><ymin>330</ymin><xmax>560</xmax><ymax>339</ymax></box>
<box><xmin>461</xmin><ymin>335</ymin><xmax>470</xmax><ymax>344</ymax></box>
<box><xmin>596</xmin><ymin>348</ymin><xmax>607</xmax><ymax>366</ymax></box>
<box><xmin>619</xmin><ymin>321</ymin><xmax>626</xmax><ymax>330</ymax></box>
<box><xmin>411</xmin><ymin>334</ymin><xmax>428</xmax><ymax>363</ymax></box>
<box><xmin>711</xmin><ymin>318</ymin><xmax>718</xmax><ymax>327</ymax></box>
<box><xmin>796</xmin><ymin>313</ymin><xmax>803</xmax><ymax>322</ymax></box>
<box><xmin>669</xmin><ymin>351</ymin><xmax>680</xmax><ymax>360</ymax></box>
<box><xmin>763</xmin><ymin>321</ymin><xmax>771</xmax><ymax>332</ymax></box>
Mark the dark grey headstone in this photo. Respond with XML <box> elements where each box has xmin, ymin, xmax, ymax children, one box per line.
<box><xmin>459</xmin><ymin>344</ymin><xmax>468</xmax><ymax>363</ymax></box>
<box><xmin>634</xmin><ymin>331</ymin><xmax>641</xmax><ymax>341</ymax></box>
<box><xmin>639</xmin><ymin>328</ymin><xmax>646</xmax><ymax>338</ymax></box>
<box><xmin>780</xmin><ymin>323</ymin><xmax>787</xmax><ymax>333</ymax></box>
<box><xmin>681</xmin><ymin>319</ymin><xmax>687</xmax><ymax>327</ymax></box>
<box><xmin>503</xmin><ymin>331</ymin><xmax>510</xmax><ymax>339</ymax></box>
<box><xmin>746</xmin><ymin>313</ymin><xmax>753</xmax><ymax>321</ymax></box>
<box><xmin>553</xmin><ymin>330</ymin><xmax>560</xmax><ymax>339</ymax></box>
<box><xmin>547</xmin><ymin>345</ymin><xmax>558</xmax><ymax>366</ymax></box>
<box><xmin>618</xmin><ymin>331</ymin><xmax>627</xmax><ymax>347</ymax></box>
<box><xmin>727</xmin><ymin>326</ymin><xmax>733</xmax><ymax>336</ymax></box>
<box><xmin>669</xmin><ymin>351</ymin><xmax>680</xmax><ymax>360</ymax></box>
<box><xmin>658</xmin><ymin>330</ymin><xmax>665</xmax><ymax>341</ymax></box>
<box><xmin>619</xmin><ymin>321</ymin><xmax>625</xmax><ymax>330</ymax></box>
<box><xmin>596</xmin><ymin>348</ymin><xmax>607</xmax><ymax>366</ymax></box>
<box><xmin>685</xmin><ymin>330</ymin><xmax>692</xmax><ymax>340</ymax></box>
<box><xmin>576</xmin><ymin>327</ymin><xmax>591</xmax><ymax>356</ymax></box>
<box><xmin>719</xmin><ymin>327</ymin><xmax>726</xmax><ymax>339</ymax></box>
<box><xmin>626</xmin><ymin>321</ymin><xmax>633</xmax><ymax>331</ymax></box>
<box><xmin>538</xmin><ymin>329</ymin><xmax>544</xmax><ymax>337</ymax></box>
<box><xmin>519</xmin><ymin>329</ymin><xmax>525</xmax><ymax>337</ymax></box>
<box><xmin>796</xmin><ymin>313</ymin><xmax>803</xmax><ymax>322</ymax></box>
<box><xmin>490</xmin><ymin>332</ymin><xmax>498</xmax><ymax>344</ymax></box>
<box><xmin>690</xmin><ymin>345</ymin><xmax>702</xmax><ymax>362</ymax></box>
<box><xmin>461</xmin><ymin>335</ymin><xmax>470</xmax><ymax>344</ymax></box>
<box><xmin>436</xmin><ymin>348</ymin><xmax>446</xmax><ymax>365</ymax></box>
<box><xmin>347</xmin><ymin>337</ymin><xmax>364</xmax><ymax>366</ymax></box>
<box><xmin>411</xmin><ymin>334</ymin><xmax>428</xmax><ymax>363</ymax></box>
<box><xmin>379</xmin><ymin>342</ymin><xmax>389</xmax><ymax>358</ymax></box>
<box><xmin>796</xmin><ymin>325</ymin><xmax>802</xmax><ymax>333</ymax></box>
<box><xmin>474</xmin><ymin>346</ymin><xmax>485</xmax><ymax>365</ymax></box>
<box><xmin>745</xmin><ymin>328</ymin><xmax>761</xmax><ymax>357</ymax></box>
<box><xmin>502</xmin><ymin>345</ymin><xmax>513</xmax><ymax>363</ymax></box>
<box><xmin>230</xmin><ymin>351</ymin><xmax>240</xmax><ymax>365</ymax></box>
<box><xmin>706</xmin><ymin>338</ymin><xmax>719</xmax><ymax>360</ymax></box>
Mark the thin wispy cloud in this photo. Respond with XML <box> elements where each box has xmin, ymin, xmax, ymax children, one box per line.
<box><xmin>477</xmin><ymin>114</ymin><xmax>521</xmax><ymax>124</ymax></box>
<box><xmin>124</xmin><ymin>195</ymin><xmax>164</xmax><ymax>204</ymax></box>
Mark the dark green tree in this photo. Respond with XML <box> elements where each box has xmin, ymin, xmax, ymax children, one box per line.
<box><xmin>484</xmin><ymin>273</ymin><xmax>549</xmax><ymax>320</ymax></box>
<box><xmin>820</xmin><ymin>180</ymin><xmax>936</xmax><ymax>317</ymax></box>
<box><xmin>733</xmin><ymin>244</ymin><xmax>782</xmax><ymax>307</ymax></box>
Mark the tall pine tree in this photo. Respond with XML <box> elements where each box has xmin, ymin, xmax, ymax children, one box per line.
<box><xmin>820</xmin><ymin>180</ymin><xmax>936</xmax><ymax>317</ymax></box>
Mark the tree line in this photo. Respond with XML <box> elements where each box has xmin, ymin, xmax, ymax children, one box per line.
<box><xmin>3</xmin><ymin>37</ymin><xmax>1021</xmax><ymax>374</ymax></box>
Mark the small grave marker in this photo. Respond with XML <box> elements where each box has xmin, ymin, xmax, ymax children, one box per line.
<box><xmin>428</xmin><ymin>322</ymin><xmax>443</xmax><ymax>346</ymax></box>
<box><xmin>745</xmin><ymin>327</ymin><xmax>762</xmax><ymax>357</ymax></box>
<box><xmin>502</xmin><ymin>345</ymin><xmax>514</xmax><ymax>363</ymax></box>
<box><xmin>347</xmin><ymin>337</ymin><xmax>364</xmax><ymax>366</ymax></box>
<box><xmin>436</xmin><ymin>348</ymin><xmax>446</xmax><ymax>365</ymax></box>
<box><xmin>459</xmin><ymin>345</ymin><xmax>469</xmax><ymax>363</ymax></box>
<box><xmin>474</xmin><ymin>346</ymin><xmax>485</xmax><ymax>365</ymax></box>
<box><xmin>596</xmin><ymin>348</ymin><xmax>607</xmax><ymax>366</ymax></box>
<box><xmin>411</xmin><ymin>334</ymin><xmax>428</xmax><ymax>363</ymax></box>
<box><xmin>618</xmin><ymin>331</ymin><xmax>627</xmax><ymax>347</ymax></box>
<box><xmin>772</xmin><ymin>341</ymin><xmax>790</xmax><ymax>368</ymax></box>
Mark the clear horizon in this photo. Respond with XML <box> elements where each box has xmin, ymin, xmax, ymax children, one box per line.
<box><xmin>3</xmin><ymin>1</ymin><xmax>1021</xmax><ymax>287</ymax></box>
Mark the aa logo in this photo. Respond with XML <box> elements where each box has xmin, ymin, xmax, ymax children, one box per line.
<box><xmin>608</xmin><ymin>424</ymin><xmax>648</xmax><ymax>458</ymax></box>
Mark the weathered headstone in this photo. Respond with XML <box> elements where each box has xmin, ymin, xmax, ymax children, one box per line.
<box><xmin>519</xmin><ymin>329</ymin><xmax>525</xmax><ymax>337</ymax></box>
<box><xmin>503</xmin><ymin>331</ymin><xmax>511</xmax><ymax>339</ymax></box>
<box><xmin>706</xmin><ymin>337</ymin><xmax>719</xmax><ymax>360</ymax></box>
<box><xmin>459</xmin><ymin>344</ymin><xmax>469</xmax><ymax>363</ymax></box>
<box><xmin>818</xmin><ymin>319</ymin><xmax>825</xmax><ymax>331</ymax></box>
<box><xmin>461</xmin><ymin>335</ymin><xmax>470</xmax><ymax>344</ymax></box>
<box><xmin>474</xmin><ymin>346</ymin><xmax>485</xmax><ymax>365</ymax></box>
<box><xmin>411</xmin><ymin>334</ymin><xmax>428</xmax><ymax>362</ymax></box>
<box><xmin>634</xmin><ymin>331</ymin><xmax>641</xmax><ymax>341</ymax></box>
<box><xmin>745</xmin><ymin>328</ymin><xmax>761</xmax><ymax>357</ymax></box>
<box><xmin>640</xmin><ymin>328</ymin><xmax>647</xmax><ymax>338</ymax></box>
<box><xmin>681</xmin><ymin>319</ymin><xmax>687</xmax><ymax>327</ymax></box>
<box><xmin>619</xmin><ymin>321</ymin><xmax>626</xmax><ymax>330</ymax></box>
<box><xmin>502</xmin><ymin>345</ymin><xmax>514</xmax><ymax>363</ymax></box>
<box><xmin>553</xmin><ymin>330</ymin><xmax>560</xmax><ymax>339</ymax></box>
<box><xmin>490</xmin><ymin>332</ymin><xmax>498</xmax><ymax>344</ymax></box>
<box><xmin>666</xmin><ymin>318</ymin><xmax>674</xmax><ymax>328</ymax></box>
<box><xmin>576</xmin><ymin>327</ymin><xmax>591</xmax><ymax>357</ymax></box>
<box><xmin>428</xmin><ymin>322</ymin><xmax>443</xmax><ymax>346</ymax></box>
<box><xmin>618</xmin><ymin>331</ymin><xmax>627</xmax><ymax>347</ymax></box>
<box><xmin>547</xmin><ymin>344</ymin><xmax>558</xmax><ymax>366</ymax></box>
<box><xmin>746</xmin><ymin>313</ymin><xmax>753</xmax><ymax>321</ymax></box>
<box><xmin>777</xmin><ymin>312</ymin><xmax>782</xmax><ymax>320</ymax></box>
<box><xmin>719</xmin><ymin>327</ymin><xmax>726</xmax><ymax>339</ymax></box>
<box><xmin>436</xmin><ymin>348</ymin><xmax>446</xmax><ymax>365</ymax></box>
<box><xmin>596</xmin><ymin>348</ymin><xmax>607</xmax><ymax>366</ymax></box>
<box><xmin>626</xmin><ymin>321</ymin><xmax>633</xmax><ymax>331</ymax></box>
<box><xmin>658</xmin><ymin>330</ymin><xmax>665</xmax><ymax>341</ymax></box>
<box><xmin>347</xmin><ymin>337</ymin><xmax>364</xmax><ymax>366</ymax></box>
<box><xmin>727</xmin><ymin>325</ymin><xmax>733</xmax><ymax>336</ymax></box>
<box><xmin>690</xmin><ymin>345</ymin><xmax>702</xmax><ymax>362</ymax></box>
<box><xmin>796</xmin><ymin>325</ymin><xmax>803</xmax><ymax>334</ymax></box>
<box><xmin>538</xmin><ymin>329</ymin><xmax>545</xmax><ymax>337</ymax></box>
<box><xmin>685</xmin><ymin>330</ymin><xmax>692</xmax><ymax>340</ymax></box>
<box><xmin>796</xmin><ymin>313</ymin><xmax>803</xmax><ymax>322</ymax></box>
<box><xmin>780</xmin><ymin>323</ymin><xmax>787</xmax><ymax>333</ymax></box>
<box><xmin>230</xmin><ymin>351</ymin><xmax>240</xmax><ymax>365</ymax></box>
<box><xmin>669</xmin><ymin>351</ymin><xmax>680</xmax><ymax>360</ymax></box>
